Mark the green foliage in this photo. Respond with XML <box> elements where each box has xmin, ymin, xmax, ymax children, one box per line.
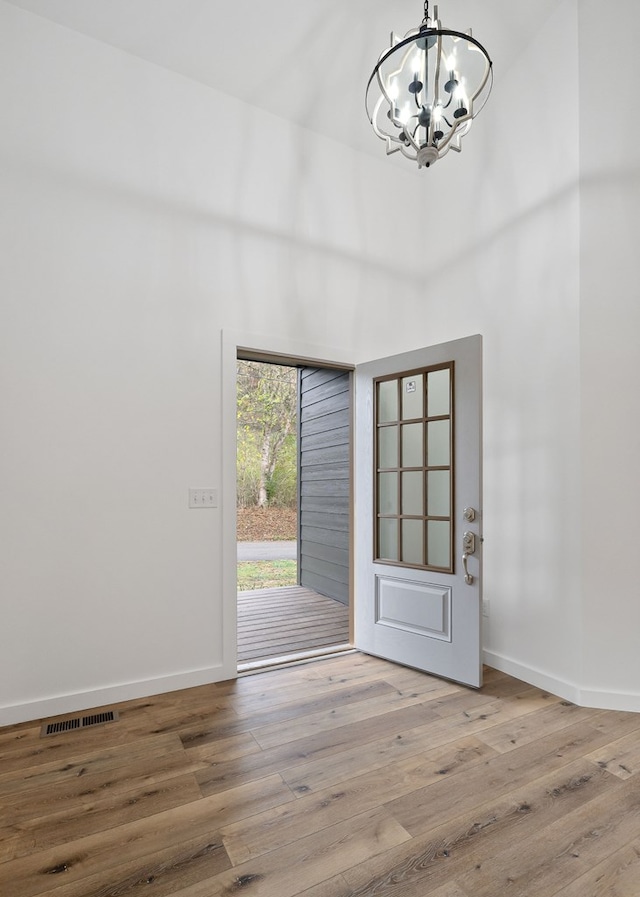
<box><xmin>237</xmin><ymin>560</ymin><xmax>297</xmax><ymax>591</ymax></box>
<box><xmin>237</xmin><ymin>361</ymin><xmax>297</xmax><ymax>508</ymax></box>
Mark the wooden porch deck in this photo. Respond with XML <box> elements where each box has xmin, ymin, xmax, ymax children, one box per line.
<box><xmin>237</xmin><ymin>585</ymin><xmax>350</xmax><ymax>668</ymax></box>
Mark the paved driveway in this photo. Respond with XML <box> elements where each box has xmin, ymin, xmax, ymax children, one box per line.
<box><xmin>237</xmin><ymin>541</ymin><xmax>297</xmax><ymax>561</ymax></box>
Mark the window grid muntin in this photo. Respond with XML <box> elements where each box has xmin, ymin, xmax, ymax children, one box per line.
<box><xmin>374</xmin><ymin>362</ymin><xmax>454</xmax><ymax>572</ymax></box>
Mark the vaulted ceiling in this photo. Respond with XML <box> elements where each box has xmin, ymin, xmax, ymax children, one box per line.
<box><xmin>5</xmin><ymin>0</ymin><xmax>561</xmax><ymax>157</ymax></box>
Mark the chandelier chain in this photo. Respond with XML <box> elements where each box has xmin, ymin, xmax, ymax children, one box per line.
<box><xmin>422</xmin><ymin>1</ymin><xmax>429</xmax><ymax>26</ymax></box>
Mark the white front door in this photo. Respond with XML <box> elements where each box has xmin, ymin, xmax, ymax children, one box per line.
<box><xmin>354</xmin><ymin>335</ymin><xmax>483</xmax><ymax>687</ymax></box>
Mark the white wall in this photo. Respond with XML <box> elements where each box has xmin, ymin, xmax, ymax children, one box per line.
<box><xmin>378</xmin><ymin>1</ymin><xmax>583</xmax><ymax>697</ymax></box>
<box><xmin>578</xmin><ymin>1</ymin><xmax>640</xmax><ymax>707</ymax></box>
<box><xmin>1</xmin><ymin>0</ymin><xmax>638</xmax><ymax>725</ymax></box>
<box><xmin>0</xmin><ymin>1</ymin><xmax>437</xmax><ymax>724</ymax></box>
<box><xmin>477</xmin><ymin>0</ymin><xmax>583</xmax><ymax>697</ymax></box>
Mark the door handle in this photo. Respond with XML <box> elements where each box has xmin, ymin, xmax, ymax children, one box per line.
<box><xmin>462</xmin><ymin>531</ymin><xmax>476</xmax><ymax>585</ymax></box>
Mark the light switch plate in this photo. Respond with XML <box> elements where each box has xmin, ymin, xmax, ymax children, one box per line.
<box><xmin>189</xmin><ymin>488</ymin><xmax>218</xmax><ymax>508</ymax></box>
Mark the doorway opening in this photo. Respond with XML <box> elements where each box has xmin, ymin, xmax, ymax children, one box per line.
<box><xmin>236</xmin><ymin>356</ymin><xmax>352</xmax><ymax>670</ymax></box>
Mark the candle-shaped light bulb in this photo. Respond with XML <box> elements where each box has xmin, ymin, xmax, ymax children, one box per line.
<box><xmin>453</xmin><ymin>84</ymin><xmax>468</xmax><ymax>119</ymax></box>
<box><xmin>408</xmin><ymin>54</ymin><xmax>424</xmax><ymax>95</ymax></box>
<box><xmin>399</xmin><ymin>103</ymin><xmax>411</xmax><ymax>125</ymax></box>
<box><xmin>433</xmin><ymin>103</ymin><xmax>444</xmax><ymax>140</ymax></box>
<box><xmin>444</xmin><ymin>54</ymin><xmax>458</xmax><ymax>94</ymax></box>
<box><xmin>386</xmin><ymin>82</ymin><xmax>400</xmax><ymax>124</ymax></box>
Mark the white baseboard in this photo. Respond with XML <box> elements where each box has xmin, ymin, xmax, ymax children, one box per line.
<box><xmin>6</xmin><ymin>653</ymin><xmax>639</xmax><ymax>728</ymax></box>
<box><xmin>483</xmin><ymin>650</ymin><xmax>580</xmax><ymax>703</ymax></box>
<box><xmin>484</xmin><ymin>650</ymin><xmax>640</xmax><ymax>713</ymax></box>
<box><xmin>0</xmin><ymin>664</ymin><xmax>229</xmax><ymax>727</ymax></box>
<box><xmin>575</xmin><ymin>687</ymin><xmax>640</xmax><ymax>713</ymax></box>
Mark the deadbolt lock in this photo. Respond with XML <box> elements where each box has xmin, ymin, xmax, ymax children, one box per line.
<box><xmin>463</xmin><ymin>507</ymin><xmax>476</xmax><ymax>522</ymax></box>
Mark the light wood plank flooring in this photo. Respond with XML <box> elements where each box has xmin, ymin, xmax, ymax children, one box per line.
<box><xmin>2</xmin><ymin>653</ymin><xmax>640</xmax><ymax>896</ymax></box>
<box><xmin>237</xmin><ymin>586</ymin><xmax>350</xmax><ymax>666</ymax></box>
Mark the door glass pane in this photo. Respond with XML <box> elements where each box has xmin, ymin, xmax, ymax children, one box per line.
<box><xmin>378</xmin><ymin>518</ymin><xmax>398</xmax><ymax>560</ymax></box>
<box><xmin>401</xmin><ymin>374</ymin><xmax>423</xmax><ymax>420</ymax></box>
<box><xmin>378</xmin><ymin>380</ymin><xmax>398</xmax><ymax>423</ymax></box>
<box><xmin>401</xmin><ymin>423</ymin><xmax>423</xmax><ymax>468</ymax></box>
<box><xmin>427</xmin><ymin>470</ymin><xmax>450</xmax><ymax>517</ymax></box>
<box><xmin>374</xmin><ymin>362</ymin><xmax>454</xmax><ymax>571</ymax></box>
<box><xmin>402</xmin><ymin>471</ymin><xmax>423</xmax><ymax>516</ymax></box>
<box><xmin>428</xmin><ymin>368</ymin><xmax>450</xmax><ymax>417</ymax></box>
<box><xmin>402</xmin><ymin>519</ymin><xmax>423</xmax><ymax>565</ymax></box>
<box><xmin>427</xmin><ymin>419</ymin><xmax>450</xmax><ymax>466</ymax></box>
<box><xmin>428</xmin><ymin>520</ymin><xmax>450</xmax><ymax>568</ymax></box>
<box><xmin>378</xmin><ymin>426</ymin><xmax>398</xmax><ymax>468</ymax></box>
<box><xmin>378</xmin><ymin>472</ymin><xmax>398</xmax><ymax>515</ymax></box>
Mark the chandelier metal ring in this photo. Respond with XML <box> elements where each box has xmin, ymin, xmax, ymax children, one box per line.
<box><xmin>365</xmin><ymin>4</ymin><xmax>493</xmax><ymax>169</ymax></box>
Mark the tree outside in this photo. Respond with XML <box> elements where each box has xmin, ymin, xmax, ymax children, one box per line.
<box><xmin>236</xmin><ymin>360</ymin><xmax>298</xmax><ymax>510</ymax></box>
<box><xmin>236</xmin><ymin>360</ymin><xmax>298</xmax><ymax>589</ymax></box>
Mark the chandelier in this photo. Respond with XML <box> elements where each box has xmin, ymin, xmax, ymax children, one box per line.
<box><xmin>365</xmin><ymin>2</ymin><xmax>493</xmax><ymax>169</ymax></box>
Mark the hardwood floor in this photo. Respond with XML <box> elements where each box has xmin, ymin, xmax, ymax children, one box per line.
<box><xmin>237</xmin><ymin>586</ymin><xmax>350</xmax><ymax>666</ymax></box>
<box><xmin>2</xmin><ymin>653</ymin><xmax>640</xmax><ymax>896</ymax></box>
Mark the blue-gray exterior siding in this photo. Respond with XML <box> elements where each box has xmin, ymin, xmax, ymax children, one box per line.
<box><xmin>298</xmin><ymin>367</ymin><xmax>351</xmax><ymax>605</ymax></box>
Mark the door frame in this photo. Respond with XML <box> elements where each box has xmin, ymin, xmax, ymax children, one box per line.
<box><xmin>221</xmin><ymin>329</ymin><xmax>354</xmax><ymax>679</ymax></box>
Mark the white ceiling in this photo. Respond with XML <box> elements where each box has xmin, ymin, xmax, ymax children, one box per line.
<box><xmin>5</xmin><ymin>0</ymin><xmax>560</xmax><ymax>157</ymax></box>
